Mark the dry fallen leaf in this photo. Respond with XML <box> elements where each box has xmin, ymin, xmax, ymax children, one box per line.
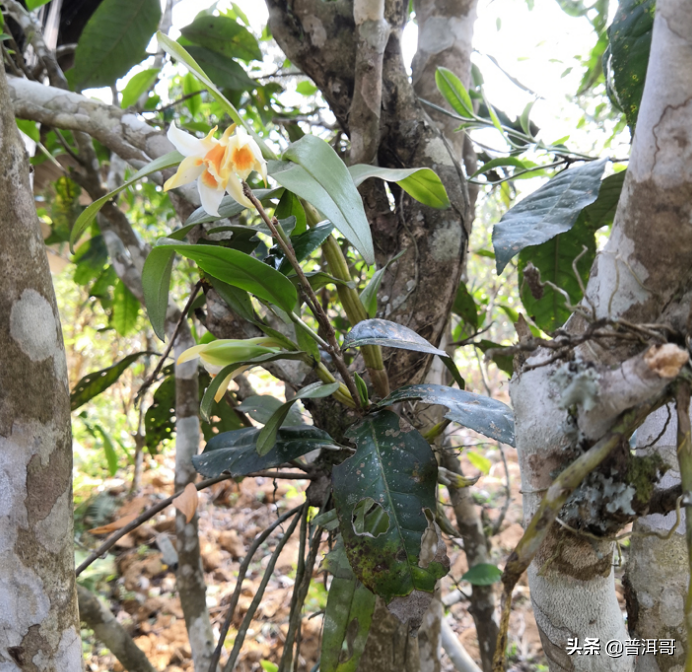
<box><xmin>89</xmin><ymin>512</ymin><xmax>139</xmax><ymax>535</ymax></box>
<box><xmin>173</xmin><ymin>483</ymin><xmax>199</xmax><ymax>523</ymax></box>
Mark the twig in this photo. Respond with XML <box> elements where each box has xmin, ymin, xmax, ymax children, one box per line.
<box><xmin>75</xmin><ymin>474</ymin><xmax>233</xmax><ymax>576</ymax></box>
<box><xmin>222</xmin><ymin>507</ymin><xmax>304</xmax><ymax>672</ymax></box>
<box><xmin>244</xmin><ymin>183</ymin><xmax>362</xmax><ymax>410</ymax></box>
<box><xmin>491</xmin><ymin>442</ymin><xmax>512</xmax><ymax>537</ymax></box>
<box><xmin>136</xmin><ymin>280</ymin><xmax>202</xmax><ymax>404</ymax></box>
<box><xmin>208</xmin><ymin>504</ymin><xmax>304</xmax><ymax>672</ymax></box>
<box><xmin>155</xmin><ymin>89</ymin><xmax>207</xmax><ymax>113</ymax></box>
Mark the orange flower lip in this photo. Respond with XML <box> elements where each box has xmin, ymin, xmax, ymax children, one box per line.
<box><xmin>163</xmin><ymin>123</ymin><xmax>267</xmax><ymax>216</ymax></box>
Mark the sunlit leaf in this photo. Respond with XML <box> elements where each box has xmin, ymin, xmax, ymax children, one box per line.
<box><xmin>120</xmin><ymin>68</ymin><xmax>160</xmax><ymax>109</ymax></box>
<box><xmin>435</xmin><ymin>67</ymin><xmax>475</xmax><ymax>118</ymax></box>
<box><xmin>180</xmin><ymin>13</ymin><xmax>261</xmax><ymax>61</ymax></box>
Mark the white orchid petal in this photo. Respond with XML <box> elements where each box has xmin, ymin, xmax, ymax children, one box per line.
<box><xmin>225</xmin><ymin>173</ymin><xmax>254</xmax><ymax>209</ymax></box>
<box><xmin>197</xmin><ymin>174</ymin><xmax>225</xmax><ymax>216</ymax></box>
<box><xmin>163</xmin><ymin>155</ymin><xmax>205</xmax><ymax>191</ymax></box>
<box><xmin>167</xmin><ymin>123</ymin><xmax>206</xmax><ymax>157</ymax></box>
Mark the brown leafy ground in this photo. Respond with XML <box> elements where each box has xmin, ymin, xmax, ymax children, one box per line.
<box><xmin>77</xmin><ymin>375</ymin><xmax>631</xmax><ymax>672</ymax></box>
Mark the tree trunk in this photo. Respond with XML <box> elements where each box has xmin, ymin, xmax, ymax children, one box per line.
<box><xmin>511</xmin><ymin>0</ymin><xmax>692</xmax><ymax>668</ymax></box>
<box><xmin>0</xmin><ymin>64</ymin><xmax>81</xmax><ymax>671</ymax></box>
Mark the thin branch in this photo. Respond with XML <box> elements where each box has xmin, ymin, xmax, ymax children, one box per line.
<box><xmin>136</xmin><ymin>280</ymin><xmax>202</xmax><ymax>404</ymax></box>
<box><xmin>75</xmin><ymin>474</ymin><xmax>232</xmax><ymax>576</ymax></box>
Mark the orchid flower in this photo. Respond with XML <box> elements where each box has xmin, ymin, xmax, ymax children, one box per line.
<box><xmin>163</xmin><ymin>123</ymin><xmax>267</xmax><ymax>217</ymax></box>
<box><xmin>177</xmin><ymin>337</ymin><xmax>282</xmax><ymax>402</ymax></box>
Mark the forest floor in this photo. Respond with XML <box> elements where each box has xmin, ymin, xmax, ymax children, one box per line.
<box><xmin>75</xmin><ymin>380</ymin><xmax>630</xmax><ymax>672</ymax></box>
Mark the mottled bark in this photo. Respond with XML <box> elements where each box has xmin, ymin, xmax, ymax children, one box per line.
<box><xmin>77</xmin><ymin>586</ymin><xmax>156</xmax><ymax>672</ymax></box>
<box><xmin>510</xmin><ymin>1</ymin><xmax>692</xmax><ymax>668</ymax></box>
<box><xmin>627</xmin><ymin>406</ymin><xmax>688</xmax><ymax>672</ymax></box>
<box><xmin>0</xmin><ymin>65</ymin><xmax>81</xmax><ymax>671</ymax></box>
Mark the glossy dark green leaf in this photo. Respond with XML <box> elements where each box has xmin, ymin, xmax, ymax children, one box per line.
<box><xmin>70</xmin><ymin>151</ymin><xmax>183</xmax><ymax>251</ymax></box>
<box><xmin>322</xmin><ymin>571</ymin><xmax>376</xmax><ymax>672</ymax></box>
<box><xmin>112</xmin><ymin>280</ymin><xmax>139</xmax><ymax>336</ymax></box>
<box><xmin>492</xmin><ymin>158</ymin><xmax>607</xmax><ymax>274</ymax></box>
<box><xmin>518</xmin><ymin>214</ymin><xmax>596</xmax><ymax>332</ymax></box>
<box><xmin>180</xmin><ymin>14</ymin><xmax>262</xmax><ymax>61</ymax></box>
<box><xmin>141</xmin><ymin>246</ymin><xmax>175</xmax><ymax>341</ymax></box>
<box><xmin>71</xmin><ymin>351</ymin><xmax>154</xmax><ymax>411</ymax></box>
<box><xmin>607</xmin><ymin>0</ymin><xmax>654</xmax><ymax>134</ymax></box>
<box><xmin>73</xmin><ymin>236</ymin><xmax>108</xmax><ymax>286</ymax></box>
<box><xmin>332</xmin><ymin>411</ymin><xmax>448</xmax><ymax>613</ymax></box>
<box><xmin>342</xmin><ymin>319</ymin><xmax>447</xmax><ymax>357</ymax></box>
<box><xmin>235</xmin><ymin>395</ymin><xmax>304</xmax><ymax>426</ymax></box>
<box><xmin>156</xmin><ymin>241</ymin><xmax>298</xmax><ymax>313</ymax></box>
<box><xmin>461</xmin><ymin>563</ymin><xmax>503</xmax><ymax>586</ymax></box>
<box><xmin>209</xmin><ymin>278</ymin><xmax>256</xmax><ymax>323</ymax></box>
<box><xmin>582</xmin><ymin>170</ymin><xmax>626</xmax><ymax>231</ymax></box>
<box><xmin>470</xmin><ymin>157</ymin><xmax>527</xmax><ymax>179</ymax></box>
<box><xmin>274</xmin><ymin>190</ymin><xmax>307</xmax><ymax>235</ymax></box>
<box><xmin>257</xmin><ymin>382</ymin><xmax>340</xmax><ymax>456</ymax></box>
<box><xmin>278</xmin><ymin>223</ymin><xmax>333</xmax><ymax>273</ymax></box>
<box><xmin>376</xmin><ymin>384</ymin><xmax>515</xmax><ymax>445</ymax></box>
<box><xmin>291</xmin><ymin>271</ymin><xmax>356</xmax><ymax>292</ymax></box>
<box><xmin>120</xmin><ymin>68</ymin><xmax>160</xmax><ymax>109</ymax></box>
<box><xmin>184</xmin><ymin>188</ymin><xmax>281</xmax><ymax>226</ymax></box>
<box><xmin>70</xmin><ymin>0</ymin><xmax>161</xmax><ymax>90</ymax></box>
<box><xmin>269</xmin><ymin>136</ymin><xmax>375</xmax><ymax>264</ymax></box>
<box><xmin>435</xmin><ymin>67</ymin><xmax>475</xmax><ymax>118</ymax></box>
<box><xmin>348</xmin><ymin>165</ymin><xmax>450</xmax><ymax>210</ymax></box>
<box><xmin>192</xmin><ymin>425</ymin><xmax>335</xmax><ymax>477</ymax></box>
<box><xmin>184</xmin><ymin>46</ymin><xmax>255</xmax><ymax>91</ymax></box>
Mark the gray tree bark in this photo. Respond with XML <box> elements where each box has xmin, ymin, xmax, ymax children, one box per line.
<box><xmin>510</xmin><ymin>0</ymin><xmax>692</xmax><ymax>668</ymax></box>
<box><xmin>0</xmin><ymin>64</ymin><xmax>82</xmax><ymax>671</ymax></box>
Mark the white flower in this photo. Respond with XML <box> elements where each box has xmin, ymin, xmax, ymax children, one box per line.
<box><xmin>163</xmin><ymin>123</ymin><xmax>267</xmax><ymax>216</ymax></box>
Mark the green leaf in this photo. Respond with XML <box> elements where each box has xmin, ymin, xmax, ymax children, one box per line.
<box><xmin>582</xmin><ymin>170</ymin><xmax>626</xmax><ymax>231</ymax></box>
<box><xmin>296</xmin><ymin>81</ymin><xmax>318</xmax><ymax>96</ymax></box>
<box><xmin>192</xmin><ymin>425</ymin><xmax>335</xmax><ymax>477</ymax></box>
<box><xmin>354</xmin><ymin>372</ymin><xmax>369</xmax><ymax>407</ymax></box>
<box><xmin>26</xmin><ymin>0</ymin><xmax>51</xmax><ymax>9</ymax></box>
<box><xmin>461</xmin><ymin>563</ymin><xmax>502</xmax><ymax>586</ymax></box>
<box><xmin>348</xmin><ymin>165</ymin><xmax>450</xmax><ymax>210</ymax></box>
<box><xmin>377</xmin><ymin>384</ymin><xmax>515</xmax><ymax>445</ymax></box>
<box><xmin>235</xmin><ymin>395</ymin><xmax>304</xmax><ymax>426</ymax></box>
<box><xmin>155</xmin><ymin>241</ymin><xmax>298</xmax><ymax>313</ymax></box>
<box><xmin>492</xmin><ymin>158</ymin><xmax>607</xmax><ymax>274</ymax></box>
<box><xmin>269</xmin><ymin>136</ymin><xmax>375</xmax><ymax>264</ymax></box>
<box><xmin>184</xmin><ymin>46</ymin><xmax>256</xmax><ymax>90</ymax></box>
<box><xmin>466</xmin><ymin>451</ymin><xmax>491</xmax><ymax>475</ymax></box>
<box><xmin>199</xmin><ymin>353</ymin><xmax>307</xmax><ymax>424</ymax></box>
<box><xmin>94</xmin><ymin>424</ymin><xmax>119</xmax><ymax>476</ymax></box>
<box><xmin>518</xmin><ymin>214</ymin><xmax>596</xmax><ymax>332</ymax></box>
<box><xmin>274</xmin><ymin>190</ymin><xmax>307</xmax><ymax>235</ymax></box>
<box><xmin>342</xmin><ymin>319</ymin><xmax>448</xmax><ymax>357</ymax></box>
<box><xmin>607</xmin><ymin>0</ymin><xmax>654</xmax><ymax>134</ymax></box>
<box><xmin>182</xmin><ymin>72</ymin><xmax>204</xmax><ymax>116</ymax></box>
<box><xmin>120</xmin><ymin>68</ymin><xmax>160</xmax><ymax>108</ymax></box>
<box><xmin>291</xmin><ymin>271</ymin><xmax>356</xmax><ymax>292</ymax></box>
<box><xmin>141</xmin><ymin>247</ymin><xmax>175</xmax><ymax>341</ymax></box>
<box><xmin>321</xmin><ymin>574</ymin><xmax>376</xmax><ymax>672</ymax></box>
<box><xmin>435</xmin><ymin>67</ymin><xmax>475</xmax><ymax>118</ymax></box>
<box><xmin>16</xmin><ymin>119</ymin><xmax>40</xmax><ymax>142</ymax></box>
<box><xmin>70</xmin><ymin>0</ymin><xmax>161</xmax><ymax>90</ymax></box>
<box><xmin>260</xmin><ymin>662</ymin><xmax>279</xmax><ymax>672</ymax></box>
<box><xmin>180</xmin><ymin>14</ymin><xmax>261</xmax><ymax>61</ymax></box>
<box><xmin>452</xmin><ymin>282</ymin><xmax>478</xmax><ymax>329</ymax></box>
<box><xmin>359</xmin><ymin>250</ymin><xmax>406</xmax><ymax>319</ymax></box>
<box><xmin>198</xmin><ymin>371</ymin><xmax>244</xmax><ymax>439</ymax></box>
<box><xmin>209</xmin><ymin>278</ymin><xmax>256</xmax><ymax>323</ymax></box>
<box><xmin>70</xmin><ymin>151</ymin><xmax>183</xmax><ymax>252</ymax></box>
<box><xmin>256</xmin><ymin>382</ymin><xmax>340</xmax><ymax>456</ymax></box>
<box><xmin>332</xmin><ymin>411</ymin><xmax>448</xmax><ymax>611</ymax></box>
<box><xmin>157</xmin><ymin>32</ymin><xmax>275</xmax><ymax>159</ymax></box>
<box><xmin>112</xmin><ymin>280</ymin><xmax>140</xmax><ymax>336</ymax></box>
<box><xmin>519</xmin><ymin>100</ymin><xmax>536</xmax><ymax>137</ymax></box>
<box><xmin>470</xmin><ymin>157</ymin><xmax>527</xmax><ymax>179</ymax></box>
<box><xmin>71</xmin><ymin>352</ymin><xmax>154</xmax><ymax>411</ymax></box>
<box><xmin>278</xmin><ymin>223</ymin><xmax>333</xmax><ymax>273</ymax></box>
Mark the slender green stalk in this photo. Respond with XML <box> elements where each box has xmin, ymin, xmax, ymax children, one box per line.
<box><xmin>302</xmin><ymin>201</ymin><xmax>390</xmax><ymax>398</ymax></box>
<box><xmin>675</xmin><ymin>383</ymin><xmax>692</xmax><ymax>672</ymax></box>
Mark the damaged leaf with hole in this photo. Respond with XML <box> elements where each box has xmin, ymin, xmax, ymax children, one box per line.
<box><xmin>332</xmin><ymin>411</ymin><xmax>449</xmax><ymax>630</ymax></box>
